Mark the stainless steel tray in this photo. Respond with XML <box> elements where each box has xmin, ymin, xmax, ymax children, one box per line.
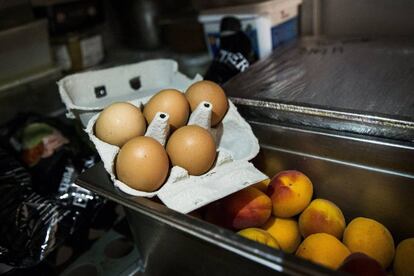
<box><xmin>76</xmin><ymin>121</ymin><xmax>414</xmax><ymax>275</ymax></box>
<box><xmin>224</xmin><ymin>38</ymin><xmax>414</xmax><ymax>142</ymax></box>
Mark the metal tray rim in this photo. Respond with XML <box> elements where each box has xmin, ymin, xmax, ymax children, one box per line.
<box><xmin>230</xmin><ymin>97</ymin><xmax>414</xmax><ymax>129</ymax></box>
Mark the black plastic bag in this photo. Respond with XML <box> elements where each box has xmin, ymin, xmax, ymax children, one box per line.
<box><xmin>0</xmin><ymin>114</ymin><xmax>103</xmax><ymax>268</ymax></box>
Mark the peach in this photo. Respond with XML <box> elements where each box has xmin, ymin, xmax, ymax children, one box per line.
<box><xmin>343</xmin><ymin>217</ymin><xmax>395</xmax><ymax>268</ymax></box>
<box><xmin>394</xmin><ymin>238</ymin><xmax>414</xmax><ymax>276</ymax></box>
<box><xmin>296</xmin><ymin>233</ymin><xmax>351</xmax><ymax>270</ymax></box>
<box><xmin>267</xmin><ymin>170</ymin><xmax>313</xmax><ymax>218</ymax></box>
<box><xmin>207</xmin><ymin>187</ymin><xmax>272</xmax><ymax>230</ymax></box>
<box><xmin>299</xmin><ymin>198</ymin><xmax>346</xmax><ymax>239</ymax></box>
<box><xmin>238</xmin><ymin>228</ymin><xmax>280</xmax><ymax>249</ymax></box>
<box><xmin>263</xmin><ymin>217</ymin><xmax>301</xmax><ymax>253</ymax></box>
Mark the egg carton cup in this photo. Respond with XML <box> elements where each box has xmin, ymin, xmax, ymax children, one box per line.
<box><xmin>86</xmin><ymin>96</ymin><xmax>267</xmax><ymax>213</ymax></box>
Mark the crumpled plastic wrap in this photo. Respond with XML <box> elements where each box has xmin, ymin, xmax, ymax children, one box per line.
<box><xmin>0</xmin><ymin>147</ymin><xmax>102</xmax><ymax>268</ymax></box>
<box><xmin>224</xmin><ymin>38</ymin><xmax>414</xmax><ymax>141</ymax></box>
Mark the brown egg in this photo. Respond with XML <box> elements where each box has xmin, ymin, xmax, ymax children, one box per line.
<box><xmin>166</xmin><ymin>125</ymin><xmax>216</xmax><ymax>176</ymax></box>
<box><xmin>185</xmin><ymin>80</ymin><xmax>229</xmax><ymax>126</ymax></box>
<box><xmin>143</xmin><ymin>89</ymin><xmax>190</xmax><ymax>131</ymax></box>
<box><xmin>95</xmin><ymin>102</ymin><xmax>146</xmax><ymax>147</ymax></box>
<box><xmin>116</xmin><ymin>136</ymin><xmax>169</xmax><ymax>192</ymax></box>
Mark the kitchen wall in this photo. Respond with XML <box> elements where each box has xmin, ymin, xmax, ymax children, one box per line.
<box><xmin>301</xmin><ymin>0</ymin><xmax>414</xmax><ymax>36</ymax></box>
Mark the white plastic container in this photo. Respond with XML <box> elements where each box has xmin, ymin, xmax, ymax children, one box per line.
<box><xmin>199</xmin><ymin>0</ymin><xmax>302</xmax><ymax>59</ymax></box>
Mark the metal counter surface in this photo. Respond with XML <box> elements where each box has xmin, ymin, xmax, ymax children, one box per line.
<box><xmin>224</xmin><ymin>38</ymin><xmax>414</xmax><ymax>141</ymax></box>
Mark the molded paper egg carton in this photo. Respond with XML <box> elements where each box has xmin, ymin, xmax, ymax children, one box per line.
<box><xmin>58</xmin><ymin>59</ymin><xmax>267</xmax><ymax>213</ymax></box>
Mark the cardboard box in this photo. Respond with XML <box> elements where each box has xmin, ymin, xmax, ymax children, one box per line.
<box><xmin>199</xmin><ymin>0</ymin><xmax>302</xmax><ymax>59</ymax></box>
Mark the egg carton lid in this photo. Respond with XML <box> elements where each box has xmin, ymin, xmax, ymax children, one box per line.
<box><xmin>57</xmin><ymin>59</ymin><xmax>202</xmax><ymax>126</ymax></box>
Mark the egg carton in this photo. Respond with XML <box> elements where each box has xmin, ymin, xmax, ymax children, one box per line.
<box><xmin>59</xmin><ymin>59</ymin><xmax>267</xmax><ymax>213</ymax></box>
<box><xmin>86</xmin><ymin>98</ymin><xmax>268</xmax><ymax>213</ymax></box>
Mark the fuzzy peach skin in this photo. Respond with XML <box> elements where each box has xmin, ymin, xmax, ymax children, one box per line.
<box><xmin>299</xmin><ymin>199</ymin><xmax>346</xmax><ymax>239</ymax></box>
<box><xmin>263</xmin><ymin>217</ymin><xmax>301</xmax><ymax>253</ymax></box>
<box><xmin>267</xmin><ymin>170</ymin><xmax>313</xmax><ymax>218</ymax></box>
<box><xmin>343</xmin><ymin>217</ymin><xmax>395</xmax><ymax>269</ymax></box>
<box><xmin>206</xmin><ymin>187</ymin><xmax>272</xmax><ymax>230</ymax></box>
<box><xmin>296</xmin><ymin>233</ymin><xmax>350</xmax><ymax>270</ymax></box>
